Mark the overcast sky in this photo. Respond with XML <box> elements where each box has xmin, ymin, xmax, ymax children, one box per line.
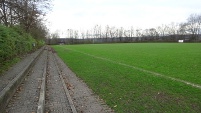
<box><xmin>45</xmin><ymin>0</ymin><xmax>201</xmax><ymax>37</ymax></box>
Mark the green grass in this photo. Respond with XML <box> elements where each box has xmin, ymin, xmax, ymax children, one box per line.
<box><xmin>0</xmin><ymin>57</ymin><xmax>20</xmax><ymax>75</ymax></box>
<box><xmin>52</xmin><ymin>43</ymin><xmax>201</xmax><ymax>112</ymax></box>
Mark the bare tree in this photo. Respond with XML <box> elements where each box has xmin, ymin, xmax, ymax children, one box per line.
<box><xmin>0</xmin><ymin>0</ymin><xmax>51</xmax><ymax>38</ymax></box>
<box><xmin>186</xmin><ymin>14</ymin><xmax>201</xmax><ymax>40</ymax></box>
<box><xmin>49</xmin><ymin>32</ymin><xmax>59</xmax><ymax>44</ymax></box>
<box><xmin>149</xmin><ymin>28</ymin><xmax>159</xmax><ymax>40</ymax></box>
<box><xmin>178</xmin><ymin>23</ymin><xmax>188</xmax><ymax>35</ymax></box>
<box><xmin>81</xmin><ymin>32</ymin><xmax>85</xmax><ymax>39</ymax></box>
<box><xmin>105</xmin><ymin>25</ymin><xmax>110</xmax><ymax>42</ymax></box>
<box><xmin>109</xmin><ymin>26</ymin><xmax>116</xmax><ymax>42</ymax></box>
<box><xmin>130</xmin><ymin>26</ymin><xmax>135</xmax><ymax>37</ymax></box>
<box><xmin>165</xmin><ymin>22</ymin><xmax>178</xmax><ymax>41</ymax></box>
<box><xmin>93</xmin><ymin>25</ymin><xmax>102</xmax><ymax>39</ymax></box>
<box><xmin>118</xmin><ymin>27</ymin><xmax>124</xmax><ymax>42</ymax></box>
<box><xmin>157</xmin><ymin>24</ymin><xmax>168</xmax><ymax>37</ymax></box>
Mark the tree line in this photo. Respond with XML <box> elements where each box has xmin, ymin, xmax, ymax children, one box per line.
<box><xmin>0</xmin><ymin>0</ymin><xmax>51</xmax><ymax>39</ymax></box>
<box><xmin>48</xmin><ymin>13</ymin><xmax>201</xmax><ymax>44</ymax></box>
<box><xmin>0</xmin><ymin>0</ymin><xmax>51</xmax><ymax>72</ymax></box>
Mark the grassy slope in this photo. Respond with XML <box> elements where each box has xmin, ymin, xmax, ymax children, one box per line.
<box><xmin>0</xmin><ymin>58</ymin><xmax>20</xmax><ymax>74</ymax></box>
<box><xmin>53</xmin><ymin>43</ymin><xmax>201</xmax><ymax>112</ymax></box>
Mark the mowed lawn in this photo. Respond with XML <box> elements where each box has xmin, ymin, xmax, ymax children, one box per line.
<box><xmin>52</xmin><ymin>43</ymin><xmax>201</xmax><ymax>112</ymax></box>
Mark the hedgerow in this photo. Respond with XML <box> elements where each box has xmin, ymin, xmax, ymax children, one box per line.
<box><xmin>0</xmin><ymin>25</ymin><xmax>44</xmax><ymax>67</ymax></box>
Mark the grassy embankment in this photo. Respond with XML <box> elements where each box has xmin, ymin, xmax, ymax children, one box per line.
<box><xmin>0</xmin><ymin>25</ymin><xmax>44</xmax><ymax>74</ymax></box>
<box><xmin>53</xmin><ymin>43</ymin><xmax>201</xmax><ymax>112</ymax></box>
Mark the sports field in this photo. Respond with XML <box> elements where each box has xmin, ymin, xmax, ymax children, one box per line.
<box><xmin>52</xmin><ymin>43</ymin><xmax>201</xmax><ymax>112</ymax></box>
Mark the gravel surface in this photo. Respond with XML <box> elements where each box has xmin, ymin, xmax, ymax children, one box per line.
<box><xmin>5</xmin><ymin>48</ymin><xmax>47</xmax><ymax>113</ymax></box>
<box><xmin>0</xmin><ymin>48</ymin><xmax>42</xmax><ymax>92</ymax></box>
<box><xmin>2</xmin><ymin>46</ymin><xmax>114</xmax><ymax>113</ymax></box>
<box><xmin>45</xmin><ymin>49</ymin><xmax>72</xmax><ymax>113</ymax></box>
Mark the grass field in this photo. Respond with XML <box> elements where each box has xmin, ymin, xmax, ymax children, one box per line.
<box><xmin>52</xmin><ymin>43</ymin><xmax>201</xmax><ymax>112</ymax></box>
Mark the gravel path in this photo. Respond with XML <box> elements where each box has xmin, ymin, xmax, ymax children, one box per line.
<box><xmin>0</xmin><ymin>48</ymin><xmax>42</xmax><ymax>92</ymax></box>
<box><xmin>5</xmin><ymin>48</ymin><xmax>47</xmax><ymax>113</ymax></box>
<box><xmin>2</xmin><ymin>46</ymin><xmax>114</xmax><ymax>113</ymax></box>
<box><xmin>45</xmin><ymin>48</ymin><xmax>72</xmax><ymax>113</ymax></box>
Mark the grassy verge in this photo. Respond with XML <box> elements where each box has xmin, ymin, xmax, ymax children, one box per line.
<box><xmin>0</xmin><ymin>58</ymin><xmax>20</xmax><ymax>74</ymax></box>
<box><xmin>52</xmin><ymin>43</ymin><xmax>201</xmax><ymax>112</ymax></box>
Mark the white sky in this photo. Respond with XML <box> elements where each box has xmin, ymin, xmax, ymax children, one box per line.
<box><xmin>45</xmin><ymin>0</ymin><xmax>201</xmax><ymax>37</ymax></box>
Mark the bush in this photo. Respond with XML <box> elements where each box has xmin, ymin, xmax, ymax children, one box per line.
<box><xmin>0</xmin><ymin>25</ymin><xmax>43</xmax><ymax>66</ymax></box>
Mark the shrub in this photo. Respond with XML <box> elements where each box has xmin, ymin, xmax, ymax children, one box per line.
<box><xmin>0</xmin><ymin>25</ymin><xmax>43</xmax><ymax>68</ymax></box>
